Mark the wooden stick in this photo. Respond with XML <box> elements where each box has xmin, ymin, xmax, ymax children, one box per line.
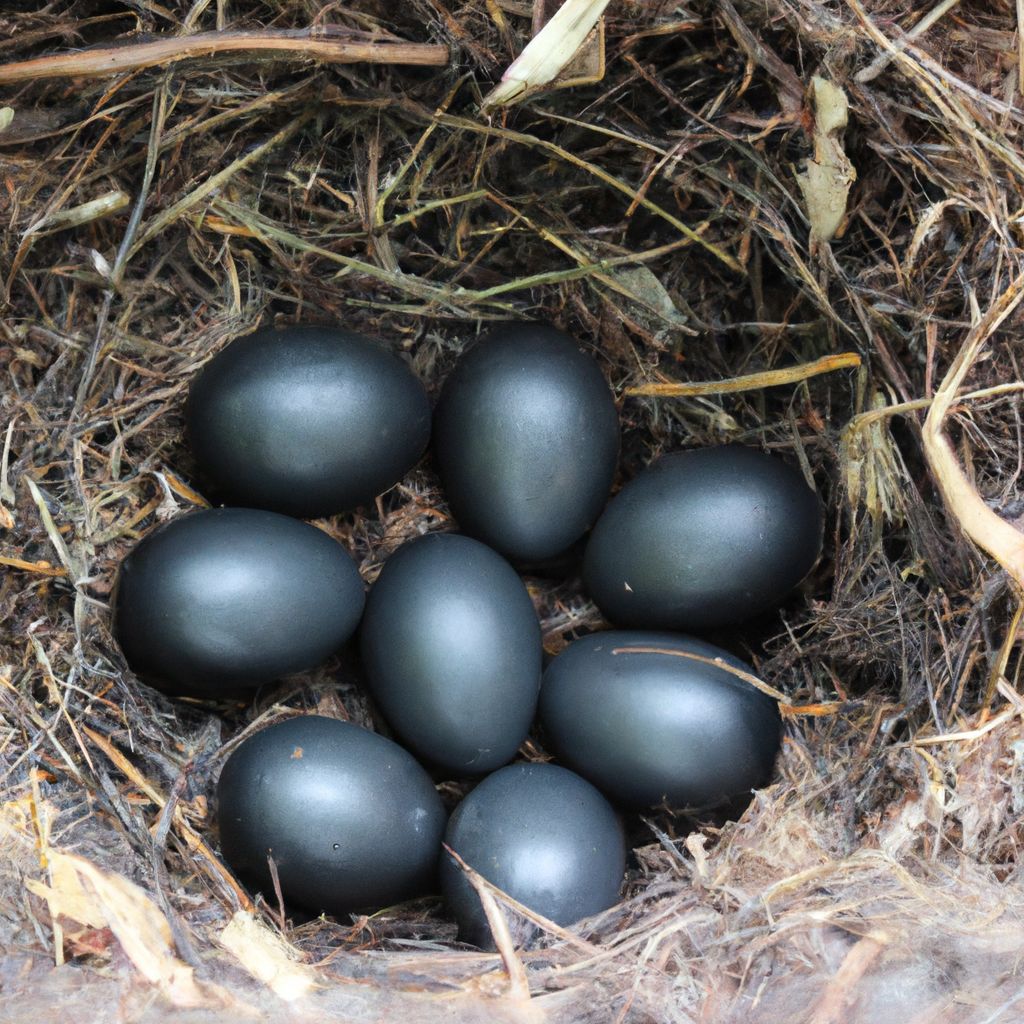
<box><xmin>0</xmin><ymin>29</ymin><xmax>450</xmax><ymax>85</ymax></box>
<box><xmin>1018</xmin><ymin>0</ymin><xmax>1024</xmax><ymax>97</ymax></box>
<box><xmin>624</xmin><ymin>351</ymin><xmax>861</xmax><ymax>397</ymax></box>
<box><xmin>611</xmin><ymin>646</ymin><xmax>789</xmax><ymax>704</ymax></box>
<box><xmin>855</xmin><ymin>0</ymin><xmax>963</xmax><ymax>84</ymax></box>
<box><xmin>922</xmin><ymin>272</ymin><xmax>1024</xmax><ymax>590</ymax></box>
<box><xmin>442</xmin><ymin>845</ymin><xmax>531</xmax><ymax>1000</ymax></box>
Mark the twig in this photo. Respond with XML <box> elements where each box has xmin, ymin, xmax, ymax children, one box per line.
<box><xmin>625</xmin><ymin>351</ymin><xmax>861</xmax><ymax>397</ymax></box>
<box><xmin>0</xmin><ymin>555</ymin><xmax>67</xmax><ymax>577</ymax></box>
<box><xmin>855</xmin><ymin>0</ymin><xmax>962</xmax><ymax>84</ymax></box>
<box><xmin>71</xmin><ymin>82</ymin><xmax>170</xmax><ymax>427</ymax></box>
<box><xmin>610</xmin><ymin>646</ymin><xmax>788</xmax><ymax>704</ymax></box>
<box><xmin>984</xmin><ymin>598</ymin><xmax>1024</xmax><ymax>710</ymax></box>
<box><xmin>127</xmin><ymin>111</ymin><xmax>312</xmax><ymax>260</ymax></box>
<box><xmin>114</xmin><ymin>81</ymin><xmax>169</xmax><ymax>285</ymax></box>
<box><xmin>922</xmin><ymin>272</ymin><xmax>1024</xmax><ymax>589</ymax></box>
<box><xmin>442</xmin><ymin>845</ymin><xmax>532</xmax><ymax>1001</ymax></box>
<box><xmin>1018</xmin><ymin>0</ymin><xmax>1024</xmax><ymax>96</ymax></box>
<box><xmin>442</xmin><ymin>844</ymin><xmax>600</xmax><ymax>955</ymax></box>
<box><xmin>910</xmin><ymin>705</ymin><xmax>1020</xmax><ymax>746</ymax></box>
<box><xmin>83</xmin><ymin>726</ymin><xmax>254</xmax><ymax>912</ymax></box>
<box><xmin>808</xmin><ymin>933</ymin><xmax>889</xmax><ymax>1024</ymax></box>
<box><xmin>0</xmin><ymin>29</ymin><xmax>450</xmax><ymax>84</ymax></box>
<box><xmin>398</xmin><ymin>103</ymin><xmax>743</xmax><ymax>273</ymax></box>
<box><xmin>717</xmin><ymin>0</ymin><xmax>803</xmax><ymax>116</ymax></box>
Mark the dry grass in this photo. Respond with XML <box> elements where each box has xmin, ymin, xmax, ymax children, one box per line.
<box><xmin>2</xmin><ymin>1</ymin><xmax>1024</xmax><ymax>1021</ymax></box>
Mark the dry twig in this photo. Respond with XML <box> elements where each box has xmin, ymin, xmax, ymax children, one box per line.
<box><xmin>0</xmin><ymin>28</ymin><xmax>449</xmax><ymax>84</ymax></box>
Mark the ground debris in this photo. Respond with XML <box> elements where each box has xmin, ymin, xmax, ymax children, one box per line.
<box><xmin>2</xmin><ymin>0</ymin><xmax>1024</xmax><ymax>1020</ymax></box>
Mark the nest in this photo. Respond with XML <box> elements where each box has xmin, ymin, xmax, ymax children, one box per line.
<box><xmin>2</xmin><ymin>1</ymin><xmax>1024</xmax><ymax>1021</ymax></box>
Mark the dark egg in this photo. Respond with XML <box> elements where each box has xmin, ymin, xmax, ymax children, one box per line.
<box><xmin>583</xmin><ymin>446</ymin><xmax>822</xmax><ymax>631</ymax></box>
<box><xmin>440</xmin><ymin>763</ymin><xmax>625</xmax><ymax>948</ymax></box>
<box><xmin>539</xmin><ymin>631</ymin><xmax>781</xmax><ymax>810</ymax></box>
<box><xmin>218</xmin><ymin>716</ymin><xmax>446</xmax><ymax>917</ymax></box>
<box><xmin>360</xmin><ymin>533</ymin><xmax>541</xmax><ymax>775</ymax></box>
<box><xmin>187</xmin><ymin>325</ymin><xmax>430</xmax><ymax>518</ymax></box>
<box><xmin>113</xmin><ymin>508</ymin><xmax>364</xmax><ymax>695</ymax></box>
<box><xmin>433</xmin><ymin>323</ymin><xmax>619</xmax><ymax>561</ymax></box>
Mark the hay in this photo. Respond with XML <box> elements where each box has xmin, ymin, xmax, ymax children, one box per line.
<box><xmin>2</xmin><ymin>1</ymin><xmax>1023</xmax><ymax>1021</ymax></box>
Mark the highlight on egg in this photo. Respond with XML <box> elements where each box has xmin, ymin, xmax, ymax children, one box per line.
<box><xmin>539</xmin><ymin>631</ymin><xmax>782</xmax><ymax>811</ymax></box>
<box><xmin>583</xmin><ymin>445</ymin><xmax>822</xmax><ymax>631</ymax></box>
<box><xmin>113</xmin><ymin>508</ymin><xmax>365</xmax><ymax>695</ymax></box>
<box><xmin>217</xmin><ymin>716</ymin><xmax>447</xmax><ymax>917</ymax></box>
<box><xmin>187</xmin><ymin>324</ymin><xmax>431</xmax><ymax>519</ymax></box>
<box><xmin>440</xmin><ymin>762</ymin><xmax>626</xmax><ymax>948</ymax></box>
<box><xmin>433</xmin><ymin>322</ymin><xmax>619</xmax><ymax>562</ymax></box>
<box><xmin>360</xmin><ymin>532</ymin><xmax>542</xmax><ymax>775</ymax></box>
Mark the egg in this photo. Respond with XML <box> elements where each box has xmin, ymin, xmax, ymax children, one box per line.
<box><xmin>187</xmin><ymin>325</ymin><xmax>430</xmax><ymax>518</ymax></box>
<box><xmin>113</xmin><ymin>508</ymin><xmax>364</xmax><ymax>695</ymax></box>
<box><xmin>538</xmin><ymin>631</ymin><xmax>781</xmax><ymax>810</ymax></box>
<box><xmin>433</xmin><ymin>323</ymin><xmax>619</xmax><ymax>561</ymax></box>
<box><xmin>360</xmin><ymin>533</ymin><xmax>541</xmax><ymax>775</ymax></box>
<box><xmin>217</xmin><ymin>716</ymin><xmax>446</xmax><ymax>916</ymax></box>
<box><xmin>440</xmin><ymin>763</ymin><xmax>625</xmax><ymax>948</ymax></box>
<box><xmin>583</xmin><ymin>446</ymin><xmax>822</xmax><ymax>631</ymax></box>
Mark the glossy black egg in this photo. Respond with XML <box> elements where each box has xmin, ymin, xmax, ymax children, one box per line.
<box><xmin>218</xmin><ymin>716</ymin><xmax>446</xmax><ymax>916</ymax></box>
<box><xmin>360</xmin><ymin>533</ymin><xmax>541</xmax><ymax>775</ymax></box>
<box><xmin>539</xmin><ymin>631</ymin><xmax>781</xmax><ymax>810</ymax></box>
<box><xmin>187</xmin><ymin>325</ymin><xmax>430</xmax><ymax>518</ymax></box>
<box><xmin>440</xmin><ymin>763</ymin><xmax>625</xmax><ymax>948</ymax></box>
<box><xmin>583</xmin><ymin>446</ymin><xmax>822</xmax><ymax>631</ymax></box>
<box><xmin>433</xmin><ymin>323</ymin><xmax>619</xmax><ymax>561</ymax></box>
<box><xmin>113</xmin><ymin>508</ymin><xmax>364</xmax><ymax>695</ymax></box>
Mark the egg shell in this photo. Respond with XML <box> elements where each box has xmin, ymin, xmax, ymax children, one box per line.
<box><xmin>217</xmin><ymin>716</ymin><xmax>446</xmax><ymax>916</ymax></box>
<box><xmin>360</xmin><ymin>533</ymin><xmax>542</xmax><ymax>775</ymax></box>
<box><xmin>113</xmin><ymin>508</ymin><xmax>365</xmax><ymax>695</ymax></box>
<box><xmin>433</xmin><ymin>323</ymin><xmax>619</xmax><ymax>561</ymax></box>
<box><xmin>583</xmin><ymin>446</ymin><xmax>822</xmax><ymax>631</ymax></box>
<box><xmin>187</xmin><ymin>325</ymin><xmax>430</xmax><ymax>518</ymax></box>
<box><xmin>538</xmin><ymin>631</ymin><xmax>781</xmax><ymax>810</ymax></box>
<box><xmin>440</xmin><ymin>763</ymin><xmax>625</xmax><ymax>948</ymax></box>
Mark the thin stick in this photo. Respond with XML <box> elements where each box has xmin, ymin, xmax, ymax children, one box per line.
<box><xmin>922</xmin><ymin>272</ymin><xmax>1024</xmax><ymax>590</ymax></box>
<box><xmin>1018</xmin><ymin>0</ymin><xmax>1024</xmax><ymax>95</ymax></box>
<box><xmin>625</xmin><ymin>351</ymin><xmax>861</xmax><ymax>397</ymax></box>
<box><xmin>717</xmin><ymin>0</ymin><xmax>803</xmax><ymax>116</ymax></box>
<box><xmin>0</xmin><ymin>556</ymin><xmax>67</xmax><ymax>577</ymax></box>
<box><xmin>910</xmin><ymin>705</ymin><xmax>1019</xmax><ymax>746</ymax></box>
<box><xmin>442</xmin><ymin>845</ymin><xmax>600</xmax><ymax>955</ymax></box>
<box><xmin>126</xmin><ymin>111</ymin><xmax>311</xmax><ymax>260</ymax></box>
<box><xmin>0</xmin><ymin>29</ymin><xmax>449</xmax><ymax>85</ymax></box>
<box><xmin>984</xmin><ymin>598</ymin><xmax>1024</xmax><ymax>710</ymax></box>
<box><xmin>443</xmin><ymin>845</ymin><xmax>532</xmax><ymax>1000</ymax></box>
<box><xmin>611</xmin><ymin>646</ymin><xmax>788</xmax><ymax>704</ymax></box>
<box><xmin>855</xmin><ymin>0</ymin><xmax>962</xmax><ymax>84</ymax></box>
<box><xmin>405</xmin><ymin>105</ymin><xmax>742</xmax><ymax>273</ymax></box>
<box><xmin>83</xmin><ymin>725</ymin><xmax>254</xmax><ymax>912</ymax></box>
<box><xmin>808</xmin><ymin>934</ymin><xmax>889</xmax><ymax>1024</ymax></box>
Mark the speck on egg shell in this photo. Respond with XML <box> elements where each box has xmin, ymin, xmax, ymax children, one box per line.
<box><xmin>187</xmin><ymin>325</ymin><xmax>431</xmax><ymax>518</ymax></box>
<box><xmin>441</xmin><ymin>762</ymin><xmax>625</xmax><ymax>948</ymax></box>
<box><xmin>539</xmin><ymin>631</ymin><xmax>782</xmax><ymax>811</ymax></box>
<box><xmin>583</xmin><ymin>446</ymin><xmax>822</xmax><ymax>631</ymax></box>
<box><xmin>433</xmin><ymin>322</ymin><xmax>619</xmax><ymax>561</ymax></box>
<box><xmin>112</xmin><ymin>508</ymin><xmax>365</xmax><ymax>695</ymax></box>
<box><xmin>217</xmin><ymin>716</ymin><xmax>446</xmax><ymax>917</ymax></box>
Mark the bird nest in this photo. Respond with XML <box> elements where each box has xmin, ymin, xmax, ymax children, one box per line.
<box><xmin>2</xmin><ymin>2</ymin><xmax>1024</xmax><ymax>1022</ymax></box>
